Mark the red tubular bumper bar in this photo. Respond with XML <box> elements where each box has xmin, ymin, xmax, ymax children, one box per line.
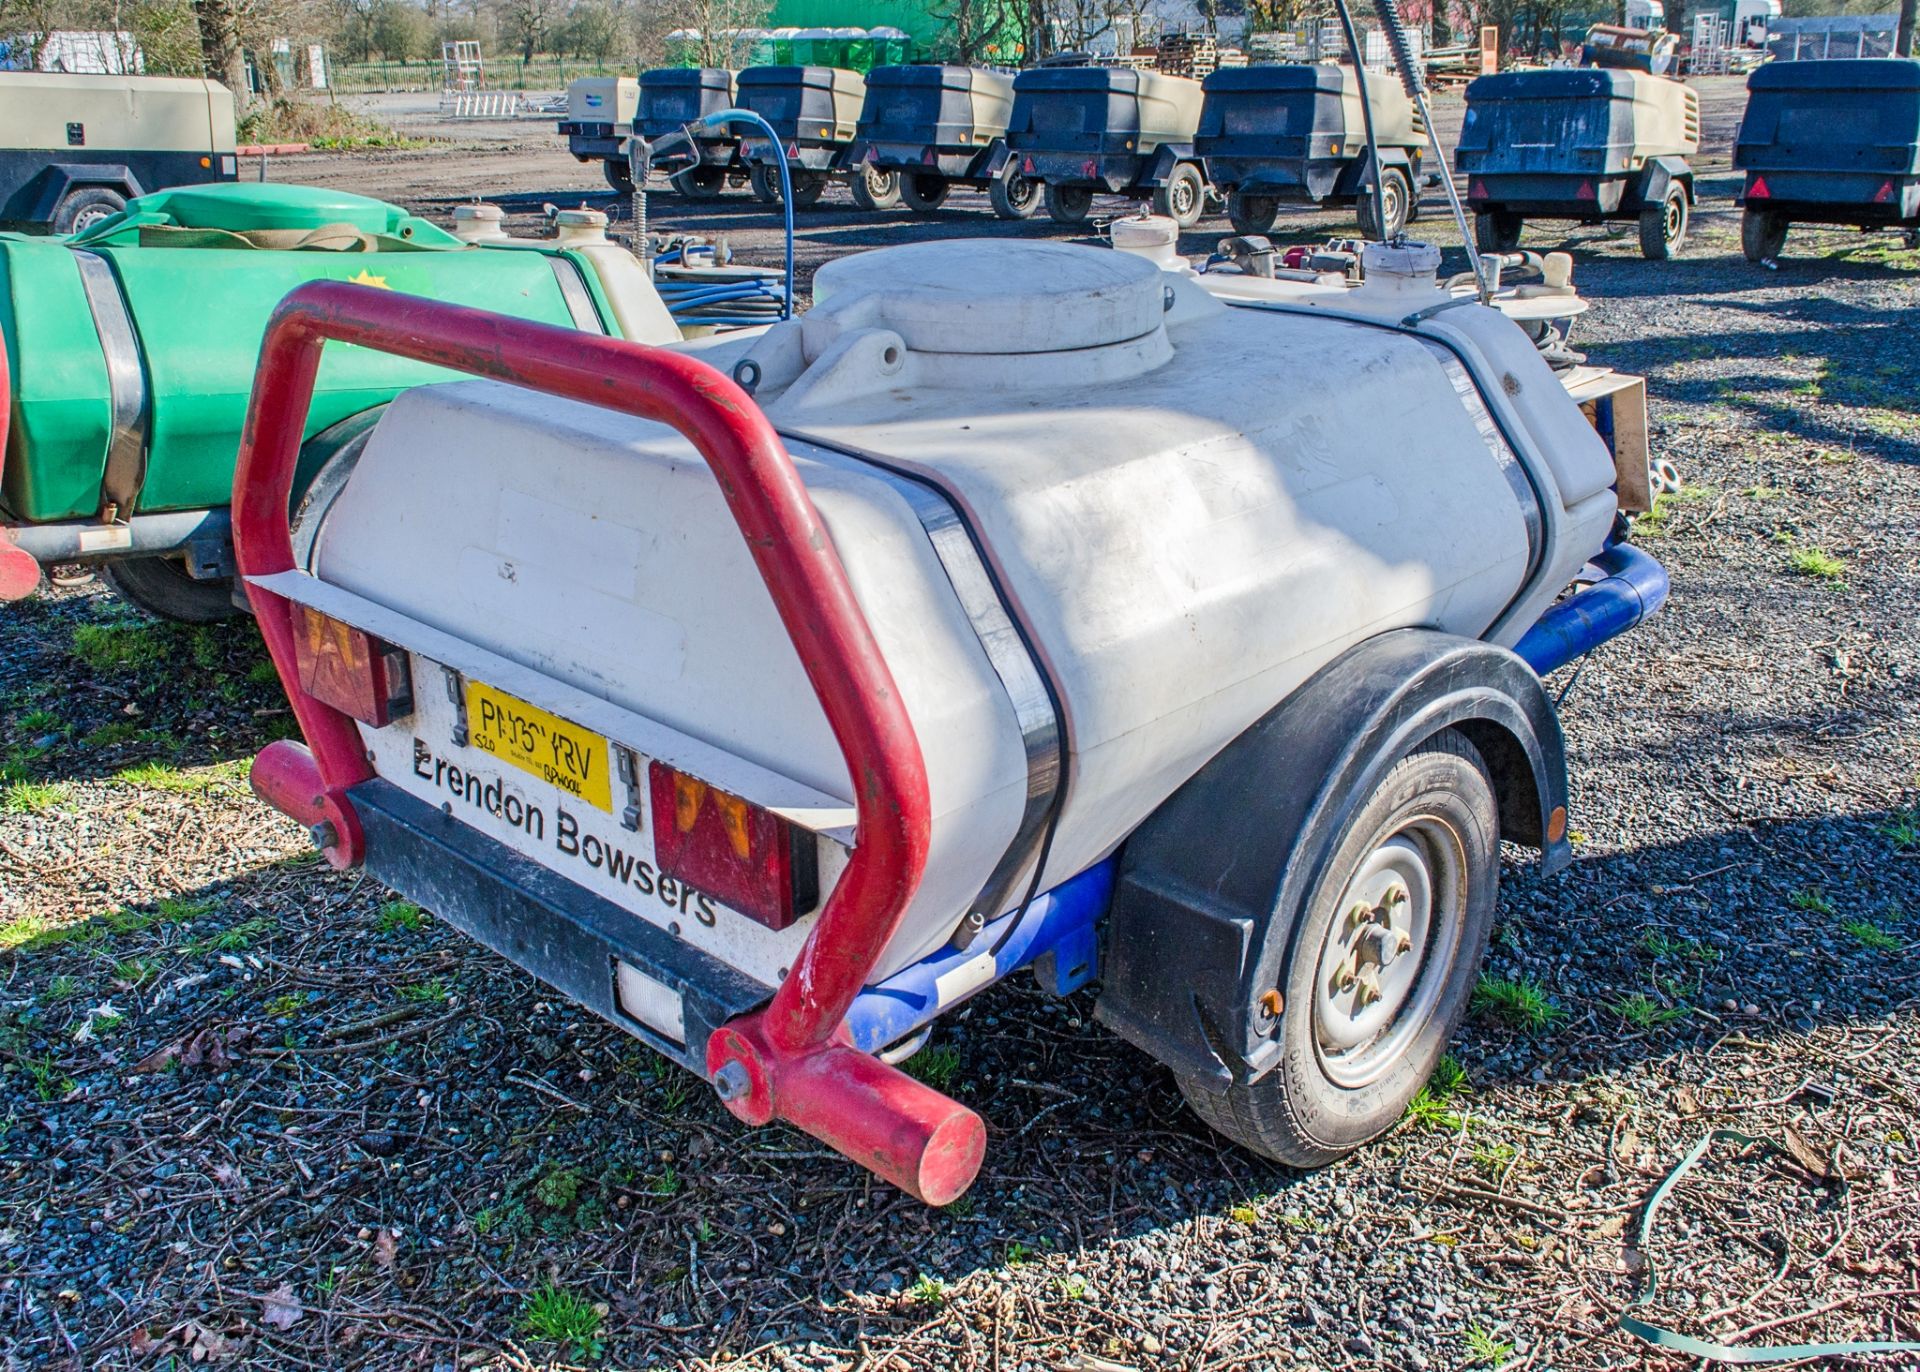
<box><xmin>232</xmin><ymin>282</ymin><xmax>982</xmax><ymax>1204</ymax></box>
<box><xmin>0</xmin><ymin>335</ymin><xmax>45</xmax><ymax>602</ymax></box>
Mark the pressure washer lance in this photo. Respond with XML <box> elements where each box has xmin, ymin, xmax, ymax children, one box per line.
<box><xmin>1364</xmin><ymin>0</ymin><xmax>1490</xmax><ymax>302</ymax></box>
<box><xmin>1328</xmin><ymin>0</ymin><xmax>1392</xmax><ymax>253</ymax></box>
<box><xmin>626</xmin><ymin>134</ymin><xmax>651</xmax><ymax>274</ymax></box>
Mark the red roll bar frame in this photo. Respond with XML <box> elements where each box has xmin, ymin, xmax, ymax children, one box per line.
<box><xmin>0</xmin><ymin>335</ymin><xmax>45</xmax><ymax>601</ymax></box>
<box><xmin>232</xmin><ymin>282</ymin><xmax>983</xmax><ymax>1204</ymax></box>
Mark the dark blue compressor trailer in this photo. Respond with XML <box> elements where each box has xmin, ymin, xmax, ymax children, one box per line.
<box><xmin>1734</xmin><ymin>58</ymin><xmax>1920</xmax><ymax>261</ymax></box>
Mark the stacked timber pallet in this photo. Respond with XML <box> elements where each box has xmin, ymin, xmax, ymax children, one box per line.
<box><xmin>1156</xmin><ymin>32</ymin><xmax>1220</xmax><ymax>78</ymax></box>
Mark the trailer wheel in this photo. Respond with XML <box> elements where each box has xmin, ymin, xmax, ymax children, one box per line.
<box><xmin>1176</xmin><ymin>728</ymin><xmax>1499</xmax><ymax>1168</ymax></box>
<box><xmin>747</xmin><ymin>165</ymin><xmax>778</xmax><ymax>203</ymax></box>
<box><xmin>1474</xmin><ymin>209</ymin><xmax>1523</xmax><ymax>254</ymax></box>
<box><xmin>669</xmin><ymin>167</ymin><xmax>726</xmax><ymax>198</ymax></box>
<box><xmin>1045</xmin><ymin>183</ymin><xmax>1094</xmax><ymax>224</ymax></box>
<box><xmin>1152</xmin><ymin>163</ymin><xmax>1206</xmax><ymax>228</ymax></box>
<box><xmin>1354</xmin><ymin>167</ymin><xmax>1411</xmax><ymax>241</ymax></box>
<box><xmin>751</xmin><ymin>166</ymin><xmax>826</xmax><ymax>208</ymax></box>
<box><xmin>101</xmin><ymin>556</ymin><xmax>238</xmax><ymax>623</ymax></box>
<box><xmin>1741</xmin><ymin>207</ymin><xmax>1788</xmax><ymax>263</ymax></box>
<box><xmin>1228</xmin><ymin>191</ymin><xmax>1278</xmax><ymax>236</ymax></box>
<box><xmin>849</xmin><ymin>165</ymin><xmax>901</xmax><ymax>211</ymax></box>
<box><xmin>901</xmin><ymin>173</ymin><xmax>951</xmax><ymax>213</ymax></box>
<box><xmin>1639</xmin><ymin>184</ymin><xmax>1688</xmax><ymax>260</ymax></box>
<box><xmin>601</xmin><ymin>158</ymin><xmax>636</xmax><ymax>196</ymax></box>
<box><xmin>53</xmin><ymin>187</ymin><xmax>127</xmax><ymax>235</ymax></box>
<box><xmin>990</xmin><ymin>169</ymin><xmax>1042</xmax><ymax>219</ymax></box>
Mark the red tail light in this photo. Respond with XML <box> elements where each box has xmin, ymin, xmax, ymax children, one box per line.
<box><xmin>1022</xmin><ymin>156</ymin><xmax>1035</xmax><ymax>174</ymax></box>
<box><xmin>1748</xmin><ymin>175</ymin><xmax>1770</xmax><ymax>199</ymax></box>
<box><xmin>1468</xmin><ymin>177</ymin><xmax>1487</xmax><ymax>200</ymax></box>
<box><xmin>1874</xmin><ymin>180</ymin><xmax>1894</xmax><ymax>203</ymax></box>
<box><xmin>291</xmin><ymin>604</ymin><xmax>412</xmax><ymax>727</ymax></box>
<box><xmin>1576</xmin><ymin>179</ymin><xmax>1596</xmax><ymax>200</ymax></box>
<box><xmin>649</xmin><ymin>763</ymin><xmax>818</xmax><ymax>930</ymax></box>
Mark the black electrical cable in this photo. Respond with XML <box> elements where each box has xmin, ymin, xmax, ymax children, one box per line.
<box><xmin>1330</xmin><ymin>0</ymin><xmax>1392</xmax><ymax>244</ymax></box>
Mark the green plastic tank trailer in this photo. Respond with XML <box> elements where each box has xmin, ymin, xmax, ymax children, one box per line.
<box><xmin>0</xmin><ymin>72</ymin><xmax>239</xmax><ymax>234</ymax></box>
<box><xmin>0</xmin><ymin>182</ymin><xmax>679</xmax><ymax>621</ymax></box>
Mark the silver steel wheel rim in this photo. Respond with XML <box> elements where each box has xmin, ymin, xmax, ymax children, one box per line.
<box><xmin>1173</xmin><ymin>177</ymin><xmax>1196</xmax><ymax>218</ymax></box>
<box><xmin>1665</xmin><ymin>195</ymin><xmax>1684</xmax><ymax>241</ymax></box>
<box><xmin>1010</xmin><ymin>176</ymin><xmax>1037</xmax><ymax>208</ymax></box>
<box><xmin>1312</xmin><ymin>818</ymin><xmax>1465</xmax><ymax>1089</ymax></box>
<box><xmin>72</xmin><ymin>205</ymin><xmax>114</xmax><ymax>231</ymax></box>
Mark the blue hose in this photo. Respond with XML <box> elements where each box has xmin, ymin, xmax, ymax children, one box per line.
<box><xmin>689</xmin><ymin>110</ymin><xmax>795</xmax><ymax>321</ymax></box>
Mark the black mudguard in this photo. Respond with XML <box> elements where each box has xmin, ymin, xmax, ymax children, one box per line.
<box><xmin>1142</xmin><ymin>143</ymin><xmax>1198</xmax><ymax>189</ymax></box>
<box><xmin>1636</xmin><ymin>155</ymin><xmax>1693</xmax><ymax>209</ymax></box>
<box><xmin>1095</xmin><ymin>629</ymin><xmax>1570</xmax><ymax>1090</ymax></box>
<box><xmin>21</xmin><ymin>163</ymin><xmax>140</xmax><ymax>223</ymax></box>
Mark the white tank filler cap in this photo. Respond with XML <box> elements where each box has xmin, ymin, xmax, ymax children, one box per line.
<box><xmin>554</xmin><ymin>207</ymin><xmax>610</xmax><ymax>246</ymax></box>
<box><xmin>452</xmin><ymin>203</ymin><xmax>509</xmax><ymax>243</ymax></box>
<box><xmin>810</xmin><ymin>239</ymin><xmax>1167</xmax><ymax>355</ymax></box>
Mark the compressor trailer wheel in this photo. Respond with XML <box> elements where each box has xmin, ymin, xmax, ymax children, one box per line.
<box><xmin>1179</xmin><ymin>730</ymin><xmax>1499</xmax><ymax>1166</ymax></box>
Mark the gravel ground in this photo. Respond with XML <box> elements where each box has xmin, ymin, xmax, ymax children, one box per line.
<box><xmin>3</xmin><ymin>80</ymin><xmax>1919</xmax><ymax>1372</ymax></box>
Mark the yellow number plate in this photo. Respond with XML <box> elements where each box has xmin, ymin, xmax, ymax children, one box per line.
<box><xmin>464</xmin><ymin>681</ymin><xmax>612</xmax><ymax>813</ymax></box>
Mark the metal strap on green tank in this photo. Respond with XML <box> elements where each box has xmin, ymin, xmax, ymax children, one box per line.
<box><xmin>546</xmin><ymin>256</ymin><xmax>607</xmax><ymax>335</ymax></box>
<box><xmin>1621</xmin><ymin>1128</ymin><xmax>1920</xmax><ymax>1363</ymax></box>
<box><xmin>68</xmin><ymin>250</ymin><xmax>149</xmax><ymax>526</ymax></box>
<box><xmin>132</xmin><ymin>223</ymin><xmax>447</xmax><ymax>253</ymax></box>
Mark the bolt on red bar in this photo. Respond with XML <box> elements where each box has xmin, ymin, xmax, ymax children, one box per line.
<box><xmin>231</xmin><ymin>281</ymin><xmax>983</xmax><ymax>1203</ymax></box>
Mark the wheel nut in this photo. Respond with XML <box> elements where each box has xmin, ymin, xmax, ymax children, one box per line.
<box><xmin>1354</xmin><ymin>966</ymin><xmax>1383</xmax><ymax>1007</ymax></box>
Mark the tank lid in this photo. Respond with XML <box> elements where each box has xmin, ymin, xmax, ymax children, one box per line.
<box><xmin>811</xmin><ymin>240</ymin><xmax>1167</xmax><ymax>354</ymax></box>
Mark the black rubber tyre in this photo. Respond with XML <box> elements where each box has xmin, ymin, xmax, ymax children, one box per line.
<box><xmin>53</xmin><ymin>186</ymin><xmax>126</xmax><ymax>235</ymax></box>
<box><xmin>1742</xmin><ymin>206</ymin><xmax>1788</xmax><ymax>263</ymax></box>
<box><xmin>747</xmin><ymin>164</ymin><xmax>778</xmax><ymax>203</ymax></box>
<box><xmin>601</xmin><ymin>158</ymin><xmax>636</xmax><ymax>195</ymax></box>
<box><xmin>848</xmin><ymin>164</ymin><xmax>901</xmax><ymax>210</ymax></box>
<box><xmin>669</xmin><ymin>167</ymin><xmax>726</xmax><ymax>199</ymax></box>
<box><xmin>1045</xmin><ymin>182</ymin><xmax>1093</xmax><ymax>224</ymax></box>
<box><xmin>989</xmin><ymin>168</ymin><xmax>1042</xmax><ymax>219</ymax></box>
<box><xmin>101</xmin><ymin>556</ymin><xmax>238</xmax><ymax>623</ymax></box>
<box><xmin>1639</xmin><ymin>184</ymin><xmax>1688</xmax><ymax>260</ymax></box>
<box><xmin>1151</xmin><ymin>162</ymin><xmax>1206</xmax><ymax>228</ymax></box>
<box><xmin>1354</xmin><ymin>166</ymin><xmax>1412</xmax><ymax>241</ymax></box>
<box><xmin>1176</xmin><ymin>729</ymin><xmax>1500</xmax><ymax>1168</ymax></box>
<box><xmin>901</xmin><ymin>173</ymin><xmax>951</xmax><ymax>213</ymax></box>
<box><xmin>1474</xmin><ymin>208</ymin><xmax>1524</xmax><ymax>254</ymax></box>
<box><xmin>1227</xmin><ymin>190</ymin><xmax>1278</xmax><ymax>236</ymax></box>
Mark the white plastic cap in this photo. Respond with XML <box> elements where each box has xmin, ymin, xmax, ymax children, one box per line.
<box><xmin>1360</xmin><ymin>239</ymin><xmax>1443</xmax><ymax>282</ymax></box>
<box><xmin>451</xmin><ymin>203</ymin><xmax>508</xmax><ymax>242</ymax></box>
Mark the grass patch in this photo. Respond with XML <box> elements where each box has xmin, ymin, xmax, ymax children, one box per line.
<box><xmin>1638</xmin><ymin>929</ymin><xmax>1718</xmax><ymax>963</ymax></box>
<box><xmin>906</xmin><ymin>1273</ymin><xmax>947</xmax><ymax>1306</ymax></box>
<box><xmin>1406</xmin><ymin>1053</ymin><xmax>1471</xmax><ymax>1130</ymax></box>
<box><xmin>904</xmin><ymin>1043</ymin><xmax>962</xmax><ymax>1091</ymax></box>
<box><xmin>0</xmin><ymin>779</ymin><xmax>71</xmax><ymax>815</ymax></box>
<box><xmin>1466</xmin><ymin>1323</ymin><xmax>1516</xmax><ymax>1366</ymax></box>
<box><xmin>114</xmin><ymin>758</ymin><xmax>250</xmax><ymax>795</ymax></box>
<box><xmin>372</xmin><ymin>900</ymin><xmax>427</xmax><ymax>934</ymax></box>
<box><xmin>1883</xmin><ymin>809</ymin><xmax>1918</xmax><ymax>852</ymax></box>
<box><xmin>113</xmin><ymin>957</ymin><xmax>160</xmax><ymax>987</ymax></box>
<box><xmin>71</xmin><ymin>622</ymin><xmax>167</xmax><ymax>674</ymax></box>
<box><xmin>1841</xmin><ymin>919</ymin><xmax>1902</xmax><ymax>952</ymax></box>
<box><xmin>0</xmin><ymin>915</ymin><xmax>54</xmax><ymax>951</ymax></box>
<box><xmin>519</xmin><ymin>1282</ymin><xmax>603</xmax><ymax>1361</ymax></box>
<box><xmin>1607</xmin><ymin>992</ymin><xmax>1688</xmax><ymax>1030</ymax></box>
<box><xmin>184</xmin><ymin>916</ymin><xmax>274</xmax><ymax>956</ymax></box>
<box><xmin>44</xmin><ymin>974</ymin><xmax>85</xmax><ymax>1004</ymax></box>
<box><xmin>1471</xmin><ymin>1141</ymin><xmax>1517</xmax><ymax>1179</ymax></box>
<box><xmin>1471</xmin><ymin>974</ymin><xmax>1565</xmax><ymax>1032</ymax></box>
<box><xmin>238</xmin><ymin>98</ymin><xmax>432</xmax><ymax>151</ymax></box>
<box><xmin>531</xmin><ymin>1164</ymin><xmax>584</xmax><ymax>1211</ymax></box>
<box><xmin>13</xmin><ymin>1052</ymin><xmax>75</xmax><ymax>1102</ymax></box>
<box><xmin>398</xmin><ymin>978</ymin><xmax>449</xmax><ymax>1005</ymax></box>
<box><xmin>1788</xmin><ymin>547</ymin><xmax>1847</xmax><ymax>584</ymax></box>
<box><xmin>18</xmin><ymin>708</ymin><xmax>59</xmax><ymax>733</ymax></box>
<box><xmin>1789</xmin><ymin>887</ymin><xmax>1835</xmax><ymax>916</ymax></box>
<box><xmin>263</xmin><ymin>992</ymin><xmax>306</xmax><ymax>1017</ymax></box>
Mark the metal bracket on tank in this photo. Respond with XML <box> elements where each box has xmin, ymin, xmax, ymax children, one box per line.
<box><xmin>776</xmin><ymin>428</ymin><xmax>1067</xmax><ymax>950</ymax></box>
<box><xmin>69</xmin><ymin>250</ymin><xmax>151</xmax><ymax>524</ymax></box>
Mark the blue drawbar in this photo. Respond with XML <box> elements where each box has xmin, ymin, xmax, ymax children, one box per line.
<box><xmin>843</xmin><ymin>860</ymin><xmax>1117</xmax><ymax>1053</ymax></box>
<box><xmin>1513</xmin><ymin>541</ymin><xmax>1669</xmax><ymax>677</ymax></box>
